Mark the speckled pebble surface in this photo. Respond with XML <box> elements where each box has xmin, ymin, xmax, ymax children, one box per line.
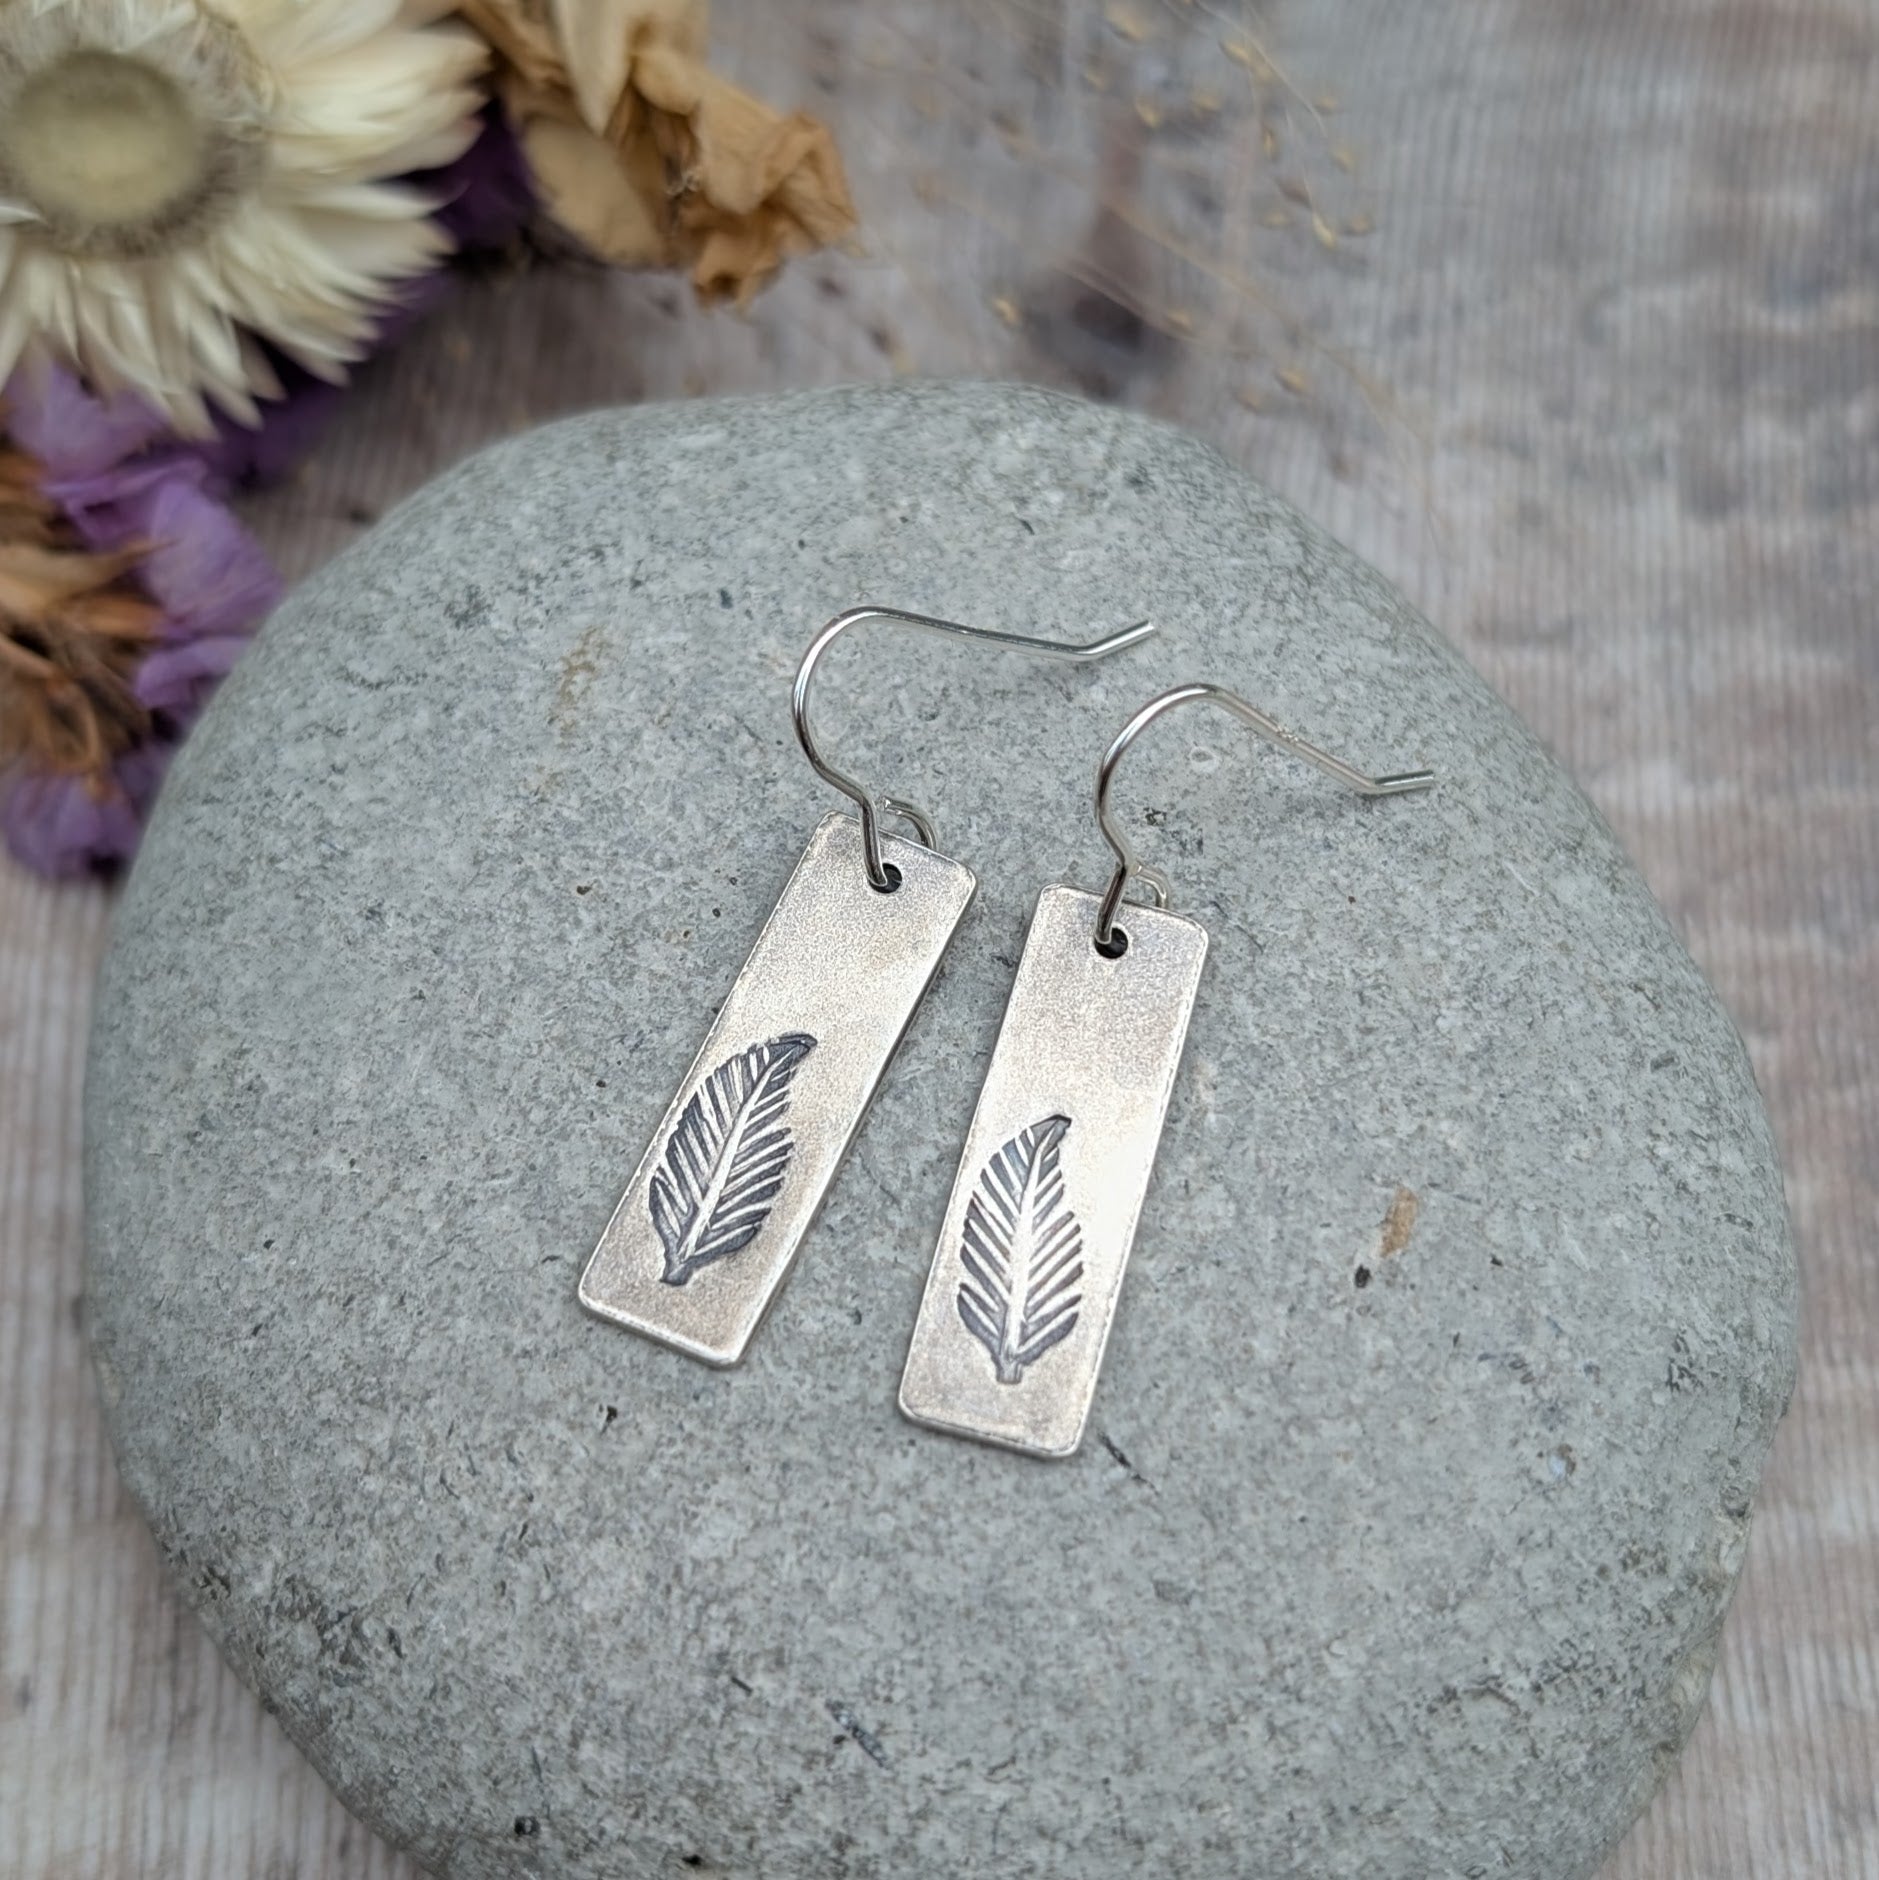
<box><xmin>85</xmin><ymin>381</ymin><xmax>1796</xmax><ymax>1880</ymax></box>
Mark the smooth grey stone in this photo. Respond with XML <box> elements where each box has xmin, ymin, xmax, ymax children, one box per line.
<box><xmin>86</xmin><ymin>381</ymin><xmax>1796</xmax><ymax>1880</ymax></box>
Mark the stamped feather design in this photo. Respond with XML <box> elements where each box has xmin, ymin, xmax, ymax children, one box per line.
<box><xmin>957</xmin><ymin>1114</ymin><xmax>1084</xmax><ymax>1384</ymax></box>
<box><xmin>649</xmin><ymin>1033</ymin><xmax>817</xmax><ymax>1286</ymax></box>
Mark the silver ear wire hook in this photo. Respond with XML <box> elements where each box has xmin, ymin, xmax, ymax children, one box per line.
<box><xmin>1093</xmin><ymin>683</ymin><xmax>1436</xmax><ymax>949</ymax></box>
<box><xmin>792</xmin><ymin>605</ymin><xmax>1158</xmax><ymax>891</ymax></box>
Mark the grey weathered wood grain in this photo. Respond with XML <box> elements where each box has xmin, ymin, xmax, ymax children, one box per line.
<box><xmin>2</xmin><ymin>0</ymin><xmax>1873</xmax><ymax>1872</ymax></box>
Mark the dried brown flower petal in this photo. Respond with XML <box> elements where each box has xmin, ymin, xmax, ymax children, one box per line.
<box><xmin>459</xmin><ymin>0</ymin><xmax>856</xmax><ymax>302</ymax></box>
<box><xmin>0</xmin><ymin>448</ymin><xmax>57</xmax><ymax>535</ymax></box>
<box><xmin>455</xmin><ymin>0</ymin><xmax>574</xmax><ymax>97</ymax></box>
<box><xmin>0</xmin><ymin>439</ymin><xmax>159</xmax><ymax>782</ymax></box>
<box><xmin>636</xmin><ymin>41</ymin><xmax>857</xmax><ymax>303</ymax></box>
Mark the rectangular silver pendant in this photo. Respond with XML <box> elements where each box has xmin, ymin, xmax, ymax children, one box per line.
<box><xmin>898</xmin><ymin>885</ymin><xmax>1208</xmax><ymax>1458</ymax></box>
<box><xmin>580</xmin><ymin>811</ymin><xmax>975</xmax><ymax>1366</ymax></box>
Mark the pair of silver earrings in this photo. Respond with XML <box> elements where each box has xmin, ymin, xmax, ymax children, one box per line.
<box><xmin>578</xmin><ymin>606</ymin><xmax>1433</xmax><ymax>1459</ymax></box>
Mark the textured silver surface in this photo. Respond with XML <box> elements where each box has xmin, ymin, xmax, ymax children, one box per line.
<box><xmin>581</xmin><ymin>812</ymin><xmax>973</xmax><ymax>1365</ymax></box>
<box><xmin>900</xmin><ymin>887</ymin><xmax>1207</xmax><ymax>1456</ymax></box>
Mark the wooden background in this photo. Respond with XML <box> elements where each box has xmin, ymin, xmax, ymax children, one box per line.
<box><xmin>3</xmin><ymin>1</ymin><xmax>1875</xmax><ymax>1873</ymax></box>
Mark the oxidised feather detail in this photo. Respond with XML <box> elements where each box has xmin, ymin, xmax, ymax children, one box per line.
<box><xmin>957</xmin><ymin>1114</ymin><xmax>1084</xmax><ymax>1384</ymax></box>
<box><xmin>650</xmin><ymin>1032</ymin><xmax>816</xmax><ymax>1286</ymax></box>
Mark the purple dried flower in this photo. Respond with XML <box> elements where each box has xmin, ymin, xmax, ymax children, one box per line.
<box><xmin>0</xmin><ymin>744</ymin><xmax>171</xmax><ymax>880</ymax></box>
<box><xmin>2</xmin><ymin>368</ymin><xmax>280</xmax><ymax>878</ymax></box>
<box><xmin>114</xmin><ymin>467</ymin><xmax>280</xmax><ymax>638</ymax></box>
<box><xmin>3</xmin><ymin>363</ymin><xmax>172</xmax><ymax>486</ymax></box>
<box><xmin>435</xmin><ymin>102</ymin><xmax>538</xmax><ymax>253</ymax></box>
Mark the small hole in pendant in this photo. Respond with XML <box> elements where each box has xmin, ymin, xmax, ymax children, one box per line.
<box><xmin>1094</xmin><ymin>925</ymin><xmax>1130</xmax><ymax>959</ymax></box>
<box><xmin>871</xmin><ymin>863</ymin><xmax>904</xmax><ymax>895</ymax></box>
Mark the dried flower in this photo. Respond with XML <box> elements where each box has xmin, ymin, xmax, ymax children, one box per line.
<box><xmin>0</xmin><ymin>741</ymin><xmax>170</xmax><ymax>879</ymax></box>
<box><xmin>0</xmin><ymin>0</ymin><xmax>488</xmax><ymax>434</ymax></box>
<box><xmin>433</xmin><ymin>99</ymin><xmax>541</xmax><ymax>254</ymax></box>
<box><xmin>192</xmin><ymin>104</ymin><xmax>539</xmax><ymax>490</ymax></box>
<box><xmin>0</xmin><ymin>366</ymin><xmax>279</xmax><ymax>876</ymax></box>
<box><xmin>458</xmin><ymin>0</ymin><xmax>856</xmax><ymax>302</ymax></box>
<box><xmin>0</xmin><ymin>520</ymin><xmax>158</xmax><ymax>779</ymax></box>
